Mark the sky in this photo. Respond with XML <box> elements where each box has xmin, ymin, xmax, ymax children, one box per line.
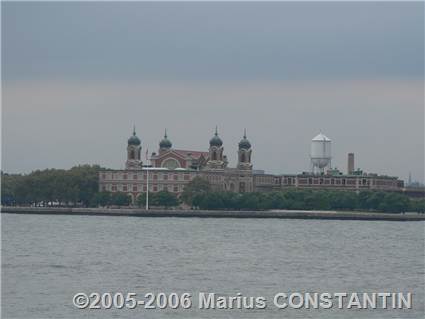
<box><xmin>2</xmin><ymin>2</ymin><xmax>424</xmax><ymax>182</ymax></box>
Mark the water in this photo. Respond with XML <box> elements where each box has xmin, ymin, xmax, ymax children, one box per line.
<box><xmin>2</xmin><ymin>213</ymin><xmax>424</xmax><ymax>318</ymax></box>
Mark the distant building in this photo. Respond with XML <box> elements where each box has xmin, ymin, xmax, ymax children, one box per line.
<box><xmin>99</xmin><ymin>128</ymin><xmax>405</xmax><ymax>204</ymax></box>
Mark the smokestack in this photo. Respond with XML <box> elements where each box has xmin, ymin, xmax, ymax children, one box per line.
<box><xmin>347</xmin><ymin>153</ymin><xmax>354</xmax><ymax>174</ymax></box>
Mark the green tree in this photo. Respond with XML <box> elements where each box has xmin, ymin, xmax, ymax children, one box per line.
<box><xmin>155</xmin><ymin>190</ymin><xmax>179</xmax><ymax>207</ymax></box>
<box><xmin>378</xmin><ymin>192</ymin><xmax>410</xmax><ymax>213</ymax></box>
<box><xmin>136</xmin><ymin>193</ymin><xmax>149</xmax><ymax>207</ymax></box>
<box><xmin>410</xmin><ymin>199</ymin><xmax>425</xmax><ymax>213</ymax></box>
<box><xmin>110</xmin><ymin>192</ymin><xmax>131</xmax><ymax>206</ymax></box>
<box><xmin>181</xmin><ymin>177</ymin><xmax>211</xmax><ymax>207</ymax></box>
<box><xmin>91</xmin><ymin>191</ymin><xmax>111</xmax><ymax>207</ymax></box>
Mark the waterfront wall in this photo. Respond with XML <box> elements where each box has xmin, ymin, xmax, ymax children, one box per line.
<box><xmin>2</xmin><ymin>207</ymin><xmax>424</xmax><ymax>221</ymax></box>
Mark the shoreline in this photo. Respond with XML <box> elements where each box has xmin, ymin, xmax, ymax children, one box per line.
<box><xmin>1</xmin><ymin>207</ymin><xmax>424</xmax><ymax>221</ymax></box>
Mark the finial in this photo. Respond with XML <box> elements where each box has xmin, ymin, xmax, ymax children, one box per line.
<box><xmin>243</xmin><ymin>128</ymin><xmax>247</xmax><ymax>139</ymax></box>
<box><xmin>164</xmin><ymin>128</ymin><xmax>167</xmax><ymax>138</ymax></box>
<box><xmin>215</xmin><ymin>126</ymin><xmax>218</xmax><ymax>136</ymax></box>
<box><xmin>133</xmin><ymin>125</ymin><xmax>136</xmax><ymax>136</ymax></box>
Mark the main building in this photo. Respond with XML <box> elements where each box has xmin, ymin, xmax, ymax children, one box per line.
<box><xmin>99</xmin><ymin>128</ymin><xmax>403</xmax><ymax>204</ymax></box>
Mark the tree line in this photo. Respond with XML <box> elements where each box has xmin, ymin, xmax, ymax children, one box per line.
<box><xmin>187</xmin><ymin>189</ymin><xmax>424</xmax><ymax>213</ymax></box>
<box><xmin>2</xmin><ymin>165</ymin><xmax>102</xmax><ymax>207</ymax></box>
<box><xmin>180</xmin><ymin>178</ymin><xmax>424</xmax><ymax>213</ymax></box>
<box><xmin>2</xmin><ymin>169</ymin><xmax>424</xmax><ymax>213</ymax></box>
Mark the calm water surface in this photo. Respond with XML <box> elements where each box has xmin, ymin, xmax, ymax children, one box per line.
<box><xmin>2</xmin><ymin>214</ymin><xmax>424</xmax><ymax>318</ymax></box>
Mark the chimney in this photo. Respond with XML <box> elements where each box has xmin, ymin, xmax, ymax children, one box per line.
<box><xmin>347</xmin><ymin>153</ymin><xmax>354</xmax><ymax>174</ymax></box>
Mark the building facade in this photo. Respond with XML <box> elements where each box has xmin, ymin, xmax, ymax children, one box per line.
<box><xmin>99</xmin><ymin>128</ymin><xmax>404</xmax><ymax>204</ymax></box>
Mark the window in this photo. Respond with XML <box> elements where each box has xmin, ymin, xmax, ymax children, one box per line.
<box><xmin>102</xmin><ymin>186</ymin><xmax>106</xmax><ymax>191</ymax></box>
<box><xmin>123</xmin><ymin>174</ymin><xmax>127</xmax><ymax>180</ymax></box>
<box><xmin>184</xmin><ymin>174</ymin><xmax>190</xmax><ymax>181</ymax></box>
<box><xmin>153</xmin><ymin>186</ymin><xmax>158</xmax><ymax>192</ymax></box>
<box><xmin>162</xmin><ymin>158</ymin><xmax>180</xmax><ymax>169</ymax></box>
<box><xmin>174</xmin><ymin>175</ymin><xmax>178</xmax><ymax>181</ymax></box>
<box><xmin>123</xmin><ymin>185</ymin><xmax>128</xmax><ymax>192</ymax></box>
<box><xmin>133</xmin><ymin>174</ymin><xmax>137</xmax><ymax>180</ymax></box>
<box><xmin>133</xmin><ymin>186</ymin><xmax>137</xmax><ymax>192</ymax></box>
<box><xmin>163</xmin><ymin>174</ymin><xmax>168</xmax><ymax>180</ymax></box>
<box><xmin>173</xmin><ymin>186</ymin><xmax>179</xmax><ymax>192</ymax></box>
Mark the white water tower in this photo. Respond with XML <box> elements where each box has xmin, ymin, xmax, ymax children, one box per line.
<box><xmin>310</xmin><ymin>133</ymin><xmax>332</xmax><ymax>174</ymax></box>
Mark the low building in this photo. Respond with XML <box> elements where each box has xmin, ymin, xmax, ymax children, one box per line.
<box><xmin>99</xmin><ymin>128</ymin><xmax>404</xmax><ymax>204</ymax></box>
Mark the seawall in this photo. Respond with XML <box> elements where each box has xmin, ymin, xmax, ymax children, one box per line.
<box><xmin>1</xmin><ymin>207</ymin><xmax>424</xmax><ymax>221</ymax></box>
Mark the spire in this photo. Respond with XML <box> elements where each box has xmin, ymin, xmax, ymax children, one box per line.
<box><xmin>128</xmin><ymin>125</ymin><xmax>141</xmax><ymax>146</ymax></box>
<box><xmin>239</xmin><ymin>128</ymin><xmax>251</xmax><ymax>149</ymax></box>
<box><xmin>209</xmin><ymin>126</ymin><xmax>223</xmax><ymax>147</ymax></box>
<box><xmin>159</xmin><ymin>128</ymin><xmax>172</xmax><ymax>149</ymax></box>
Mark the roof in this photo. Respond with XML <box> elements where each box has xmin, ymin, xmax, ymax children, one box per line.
<box><xmin>312</xmin><ymin>133</ymin><xmax>331</xmax><ymax>141</ymax></box>
<box><xmin>173</xmin><ymin>149</ymin><xmax>209</xmax><ymax>159</ymax></box>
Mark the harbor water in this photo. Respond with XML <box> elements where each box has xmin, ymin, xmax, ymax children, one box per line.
<box><xmin>2</xmin><ymin>213</ymin><xmax>424</xmax><ymax>318</ymax></box>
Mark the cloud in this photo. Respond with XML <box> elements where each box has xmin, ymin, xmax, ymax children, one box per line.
<box><xmin>2</xmin><ymin>79</ymin><xmax>424</xmax><ymax>182</ymax></box>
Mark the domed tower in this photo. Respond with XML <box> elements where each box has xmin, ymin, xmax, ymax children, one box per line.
<box><xmin>125</xmin><ymin>126</ymin><xmax>142</xmax><ymax>170</ymax></box>
<box><xmin>207</xmin><ymin>127</ymin><xmax>226</xmax><ymax>169</ymax></box>
<box><xmin>237</xmin><ymin>129</ymin><xmax>252</xmax><ymax>170</ymax></box>
<box><xmin>159</xmin><ymin>129</ymin><xmax>172</xmax><ymax>153</ymax></box>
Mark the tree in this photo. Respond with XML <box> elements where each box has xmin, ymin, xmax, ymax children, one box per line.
<box><xmin>155</xmin><ymin>190</ymin><xmax>179</xmax><ymax>207</ymax></box>
<box><xmin>410</xmin><ymin>199</ymin><xmax>425</xmax><ymax>214</ymax></box>
<box><xmin>181</xmin><ymin>177</ymin><xmax>211</xmax><ymax>207</ymax></box>
<box><xmin>1</xmin><ymin>165</ymin><xmax>105</xmax><ymax>207</ymax></box>
<box><xmin>136</xmin><ymin>191</ymin><xmax>179</xmax><ymax>208</ymax></box>
<box><xmin>91</xmin><ymin>191</ymin><xmax>111</xmax><ymax>207</ymax></box>
<box><xmin>378</xmin><ymin>192</ymin><xmax>410</xmax><ymax>213</ymax></box>
<box><xmin>136</xmin><ymin>193</ymin><xmax>149</xmax><ymax>207</ymax></box>
<box><xmin>110</xmin><ymin>192</ymin><xmax>131</xmax><ymax>206</ymax></box>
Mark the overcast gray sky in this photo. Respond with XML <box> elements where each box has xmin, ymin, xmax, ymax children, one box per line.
<box><xmin>2</xmin><ymin>2</ymin><xmax>424</xmax><ymax>182</ymax></box>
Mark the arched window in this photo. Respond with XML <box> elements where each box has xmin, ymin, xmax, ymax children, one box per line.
<box><xmin>241</xmin><ymin>152</ymin><xmax>246</xmax><ymax>163</ymax></box>
<box><xmin>162</xmin><ymin>158</ymin><xmax>180</xmax><ymax>170</ymax></box>
<box><xmin>212</xmin><ymin>151</ymin><xmax>217</xmax><ymax>161</ymax></box>
<box><xmin>130</xmin><ymin>149</ymin><xmax>135</xmax><ymax>160</ymax></box>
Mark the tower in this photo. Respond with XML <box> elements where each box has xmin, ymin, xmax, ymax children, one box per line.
<box><xmin>159</xmin><ymin>129</ymin><xmax>172</xmax><ymax>154</ymax></box>
<box><xmin>237</xmin><ymin>129</ymin><xmax>252</xmax><ymax>170</ymax></box>
<box><xmin>206</xmin><ymin>127</ymin><xmax>226</xmax><ymax>169</ymax></box>
<box><xmin>125</xmin><ymin>126</ymin><xmax>142</xmax><ymax>170</ymax></box>
<box><xmin>347</xmin><ymin>153</ymin><xmax>354</xmax><ymax>174</ymax></box>
<box><xmin>310</xmin><ymin>132</ymin><xmax>332</xmax><ymax>174</ymax></box>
